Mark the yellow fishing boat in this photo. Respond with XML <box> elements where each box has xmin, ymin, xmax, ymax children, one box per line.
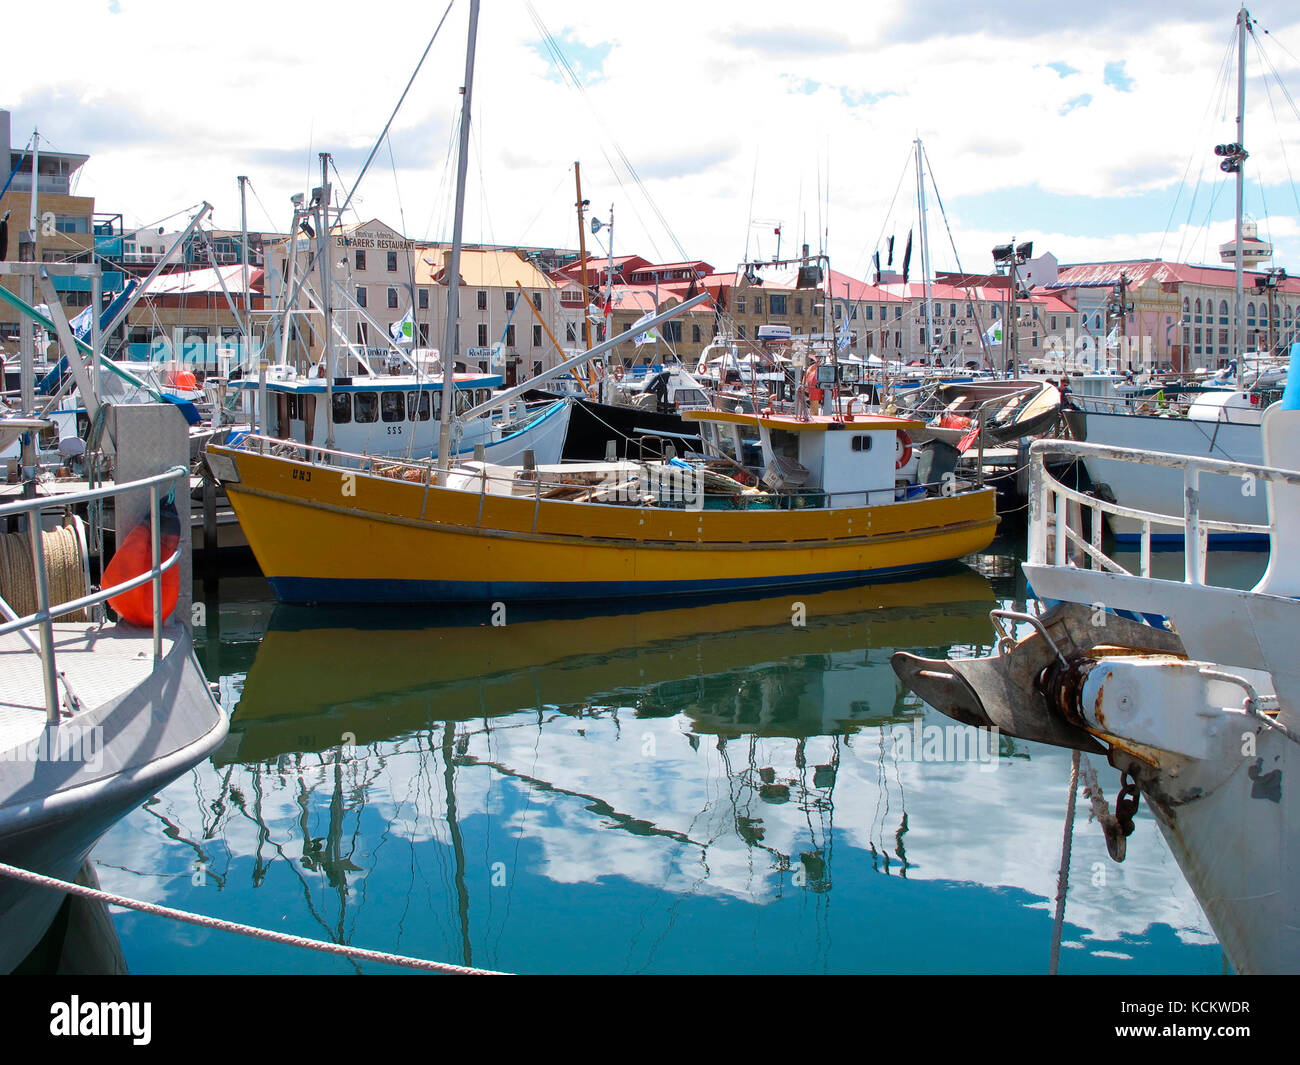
<box><xmin>207</xmin><ymin>407</ymin><xmax>997</xmax><ymax>604</ymax></box>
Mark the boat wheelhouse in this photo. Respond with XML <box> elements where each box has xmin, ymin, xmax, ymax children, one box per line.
<box><xmin>227</xmin><ymin>368</ymin><xmax>571</xmax><ymax>466</ymax></box>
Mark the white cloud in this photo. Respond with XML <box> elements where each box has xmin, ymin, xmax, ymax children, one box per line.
<box><xmin>5</xmin><ymin>1</ymin><xmax>1300</xmax><ymax>274</ymax></box>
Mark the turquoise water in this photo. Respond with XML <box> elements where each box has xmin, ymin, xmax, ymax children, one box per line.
<box><xmin>84</xmin><ymin>538</ymin><xmax>1238</xmax><ymax>974</ymax></box>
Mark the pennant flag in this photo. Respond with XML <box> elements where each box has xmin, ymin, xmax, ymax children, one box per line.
<box><xmin>389</xmin><ymin>307</ymin><xmax>414</xmax><ymax>343</ymax></box>
<box><xmin>886</xmin><ymin>234</ymin><xmax>895</xmax><ymax>267</ymax></box>
<box><xmin>631</xmin><ymin>309</ymin><xmax>658</xmax><ymax>347</ymax></box>
<box><xmin>901</xmin><ymin>230</ymin><xmax>913</xmax><ymax>285</ymax></box>
<box><xmin>872</xmin><ymin>251</ymin><xmax>881</xmax><ymax>286</ymax></box>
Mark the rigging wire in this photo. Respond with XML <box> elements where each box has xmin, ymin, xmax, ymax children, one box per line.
<box><xmin>335</xmin><ymin>0</ymin><xmax>457</xmax><ymax>227</ymax></box>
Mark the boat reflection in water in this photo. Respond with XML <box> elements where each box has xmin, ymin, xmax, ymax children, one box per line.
<box><xmin>91</xmin><ymin>563</ymin><xmax>1223</xmax><ymax>974</ymax></box>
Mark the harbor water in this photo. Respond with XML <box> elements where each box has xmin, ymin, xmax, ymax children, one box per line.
<box><xmin>77</xmin><ymin>535</ymin><xmax>1267</xmax><ymax>974</ymax></box>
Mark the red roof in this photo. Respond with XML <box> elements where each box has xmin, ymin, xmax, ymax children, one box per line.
<box><xmin>1055</xmin><ymin>259</ymin><xmax>1300</xmax><ymax>295</ymax></box>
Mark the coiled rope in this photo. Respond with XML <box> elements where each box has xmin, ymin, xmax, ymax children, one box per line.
<box><xmin>0</xmin><ymin>520</ymin><xmax>88</xmax><ymax>622</ymax></box>
<box><xmin>0</xmin><ymin>860</ymin><xmax>507</xmax><ymax>975</ymax></box>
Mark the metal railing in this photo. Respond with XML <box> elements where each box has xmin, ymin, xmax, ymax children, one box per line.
<box><xmin>0</xmin><ymin>466</ymin><xmax>188</xmax><ymax>724</ymax></box>
<box><xmin>1027</xmin><ymin>439</ymin><xmax>1298</xmax><ymax>586</ymax></box>
<box><xmin>229</xmin><ymin>434</ymin><xmax>983</xmax><ymax>517</ymax></box>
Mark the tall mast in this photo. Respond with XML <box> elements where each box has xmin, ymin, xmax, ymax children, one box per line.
<box><xmin>1233</xmin><ymin>6</ymin><xmax>1248</xmax><ymax>388</ymax></box>
<box><xmin>238</xmin><ymin>175</ymin><xmax>253</xmax><ymax>362</ymax></box>
<box><xmin>436</xmin><ymin>0</ymin><xmax>480</xmax><ymax>481</ymax></box>
<box><xmin>915</xmin><ymin>138</ymin><xmax>934</xmax><ymax>364</ymax></box>
<box><xmin>574</xmin><ymin>162</ymin><xmax>593</xmax><ymax>351</ymax></box>
<box><xmin>28</xmin><ymin>129</ymin><xmax>40</xmax><ymax>263</ymax></box>
<box><xmin>316</xmin><ymin>154</ymin><xmax>335</xmax><ymax>449</ymax></box>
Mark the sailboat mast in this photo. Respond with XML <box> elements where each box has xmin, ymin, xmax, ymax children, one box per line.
<box><xmin>915</xmin><ymin>139</ymin><xmax>934</xmax><ymax>364</ymax></box>
<box><xmin>317</xmin><ymin>154</ymin><xmax>335</xmax><ymax>449</ymax></box>
<box><xmin>437</xmin><ymin>0</ymin><xmax>481</xmax><ymax>482</ymax></box>
<box><xmin>1233</xmin><ymin>6</ymin><xmax>1248</xmax><ymax>388</ymax></box>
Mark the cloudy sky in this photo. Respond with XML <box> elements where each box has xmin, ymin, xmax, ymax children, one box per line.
<box><xmin>7</xmin><ymin>0</ymin><xmax>1300</xmax><ymax>279</ymax></box>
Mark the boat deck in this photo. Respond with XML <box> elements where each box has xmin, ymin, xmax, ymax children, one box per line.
<box><xmin>0</xmin><ymin>622</ymin><xmax>178</xmax><ymax>755</ymax></box>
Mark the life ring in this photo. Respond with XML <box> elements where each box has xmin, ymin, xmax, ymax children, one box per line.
<box><xmin>895</xmin><ymin>430</ymin><xmax>913</xmax><ymax>470</ymax></box>
<box><xmin>613</xmin><ymin>363</ymin><xmax>624</xmax><ymax>381</ymax></box>
<box><xmin>696</xmin><ymin>359</ymin><xmax>708</xmax><ymax>375</ymax></box>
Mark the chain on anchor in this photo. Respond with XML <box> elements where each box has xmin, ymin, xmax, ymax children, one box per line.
<box><xmin>1114</xmin><ymin>771</ymin><xmax>1141</xmax><ymax>843</ymax></box>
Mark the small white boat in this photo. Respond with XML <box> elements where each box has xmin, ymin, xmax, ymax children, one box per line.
<box><xmin>0</xmin><ymin>468</ymin><xmax>228</xmax><ymax>972</ymax></box>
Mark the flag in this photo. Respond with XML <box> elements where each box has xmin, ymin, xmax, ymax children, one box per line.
<box><xmin>837</xmin><ymin>308</ymin><xmax>853</xmax><ymax>351</ymax></box>
<box><xmin>1105</xmin><ymin>325</ymin><xmax>1119</xmax><ymax>350</ymax></box>
<box><xmin>901</xmin><ymin>230</ymin><xmax>913</xmax><ymax>285</ymax></box>
<box><xmin>886</xmin><ymin>234</ymin><xmax>895</xmax><ymax>267</ymax></box>
<box><xmin>389</xmin><ymin>307</ymin><xmax>414</xmax><ymax>343</ymax></box>
<box><xmin>872</xmin><ymin>251</ymin><xmax>881</xmax><ymax>285</ymax></box>
<box><xmin>982</xmin><ymin>321</ymin><xmax>1003</xmax><ymax>346</ymax></box>
<box><xmin>631</xmin><ymin>309</ymin><xmax>658</xmax><ymax>347</ymax></box>
<box><xmin>69</xmin><ymin>304</ymin><xmax>95</xmax><ymax>341</ymax></box>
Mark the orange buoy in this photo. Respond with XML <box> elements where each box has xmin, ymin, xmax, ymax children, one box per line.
<box><xmin>104</xmin><ymin>497</ymin><xmax>180</xmax><ymax>626</ymax></box>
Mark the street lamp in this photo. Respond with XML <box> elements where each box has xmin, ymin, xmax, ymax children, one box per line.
<box><xmin>991</xmin><ymin>239</ymin><xmax>1033</xmax><ymax>377</ymax></box>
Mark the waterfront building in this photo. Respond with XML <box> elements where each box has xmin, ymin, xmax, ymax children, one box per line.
<box><xmin>1050</xmin><ymin>256</ymin><xmax>1300</xmax><ymax>371</ymax></box>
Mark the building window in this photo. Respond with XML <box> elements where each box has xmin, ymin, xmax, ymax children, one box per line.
<box><xmin>477</xmin><ymin>323</ymin><xmax>488</xmax><ymax>346</ymax></box>
<box><xmin>418</xmin><ymin>288</ymin><xmax>429</xmax><ymax>309</ymax></box>
<box><xmin>566</xmin><ymin>322</ymin><xmax>577</xmax><ymax>342</ymax></box>
<box><xmin>737</xmin><ymin>296</ymin><xmax>746</xmax><ymax>314</ymax></box>
<box><xmin>387</xmin><ymin>287</ymin><xmax>398</xmax><ymax>308</ymax></box>
<box><xmin>851</xmin><ymin>306</ymin><xmax>858</xmax><ymax>320</ymax></box>
<box><xmin>386</xmin><ymin>251</ymin><xmax>398</xmax><ymax>272</ymax></box>
<box><xmin>533</xmin><ymin>325</ymin><xmax>543</xmax><ymax>347</ymax></box>
<box><xmin>477</xmin><ymin>290</ymin><xmax>487</xmax><ymax>310</ymax></box>
<box><xmin>532</xmin><ymin>292</ymin><xmax>542</xmax><ymax>310</ymax></box>
<box><xmin>1050</xmin><ymin>316</ymin><xmax>1057</xmax><ymax>331</ymax></box>
<box><xmin>865</xmin><ymin>305</ymin><xmax>874</xmax><ymax>320</ymax></box>
<box><xmin>663</xmin><ymin>322</ymin><xmax>682</xmax><ymax>342</ymax></box>
<box><xmin>794</xmin><ymin>298</ymin><xmax>803</xmax><ymax>315</ymax></box>
<box><xmin>505</xmin><ymin>291</ymin><xmax>516</xmax><ymax>310</ymax></box>
<box><xmin>505</xmin><ymin>325</ymin><xmax>515</xmax><ymax>346</ymax></box>
<box><xmin>692</xmin><ymin>324</ymin><xmax>701</xmax><ymax>343</ymax></box>
<box><xmin>417</xmin><ymin>323</ymin><xmax>430</xmax><ymax>346</ymax></box>
<box><xmin>834</xmin><ymin>305</ymin><xmax>842</xmax><ymax>320</ymax></box>
<box><xmin>894</xmin><ymin>306</ymin><xmax>902</xmax><ymax>319</ymax></box>
<box><xmin>356</xmin><ymin>286</ymin><xmax>367</xmax><ymax>307</ymax></box>
<box><xmin>355</xmin><ymin>250</ymin><xmax>366</xmax><ymax>271</ymax></box>
<box><xmin>738</xmin><ymin>325</ymin><xmax>746</xmax><ymax>339</ymax></box>
<box><xmin>754</xmin><ymin>295</ymin><xmax>764</xmax><ymax>315</ymax></box>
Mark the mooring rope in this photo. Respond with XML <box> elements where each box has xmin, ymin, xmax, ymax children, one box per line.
<box><xmin>0</xmin><ymin>521</ymin><xmax>87</xmax><ymax>622</ymax></box>
<box><xmin>0</xmin><ymin>860</ymin><xmax>508</xmax><ymax>975</ymax></box>
<box><xmin>1049</xmin><ymin>749</ymin><xmax>1082</xmax><ymax>975</ymax></box>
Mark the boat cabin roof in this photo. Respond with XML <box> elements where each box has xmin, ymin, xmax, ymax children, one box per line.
<box><xmin>682</xmin><ymin>409</ymin><xmax>924</xmax><ymax>432</ymax></box>
<box><xmin>233</xmin><ymin>372</ymin><xmax>502</xmax><ymax>394</ymax></box>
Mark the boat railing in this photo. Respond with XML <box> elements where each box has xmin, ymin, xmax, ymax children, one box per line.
<box><xmin>235</xmin><ymin>434</ymin><xmax>976</xmax><ymax>510</ymax></box>
<box><xmin>1027</xmin><ymin>439</ymin><xmax>1297</xmax><ymax>586</ymax></box>
<box><xmin>0</xmin><ymin>466</ymin><xmax>188</xmax><ymax>725</ymax></box>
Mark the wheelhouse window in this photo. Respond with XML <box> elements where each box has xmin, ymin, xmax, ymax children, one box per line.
<box><xmin>381</xmin><ymin>392</ymin><xmax>405</xmax><ymax>422</ymax></box>
<box><xmin>332</xmin><ymin>393</ymin><xmax>352</xmax><ymax>424</ymax></box>
<box><xmin>407</xmin><ymin>391</ymin><xmax>432</xmax><ymax>421</ymax></box>
<box><xmin>354</xmin><ymin>392</ymin><xmax>378</xmax><ymax>423</ymax></box>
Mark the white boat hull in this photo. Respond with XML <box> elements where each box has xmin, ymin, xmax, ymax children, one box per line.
<box><xmin>1081</xmin><ymin>409</ymin><xmax>1266</xmax><ymax>543</ymax></box>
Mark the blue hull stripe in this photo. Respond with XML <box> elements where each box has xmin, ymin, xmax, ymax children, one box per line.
<box><xmin>269</xmin><ymin>561</ymin><xmax>944</xmax><ymax>604</ymax></box>
<box><xmin>1113</xmin><ymin>531</ymin><xmax>1269</xmax><ymax>547</ymax></box>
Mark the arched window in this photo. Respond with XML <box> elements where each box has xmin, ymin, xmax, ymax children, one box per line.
<box><xmin>1182</xmin><ymin>297</ymin><xmax>1190</xmax><ymax>322</ymax></box>
<box><xmin>1219</xmin><ymin>300</ymin><xmax>1229</xmax><ymax>324</ymax></box>
<box><xmin>1247</xmin><ymin>301</ymin><xmax>1256</xmax><ymax>325</ymax></box>
<box><xmin>1194</xmin><ymin>298</ymin><xmax>1202</xmax><ymax>323</ymax></box>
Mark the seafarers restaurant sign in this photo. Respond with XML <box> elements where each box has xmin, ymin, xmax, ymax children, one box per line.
<box><xmin>336</xmin><ymin>229</ymin><xmax>414</xmax><ymax>251</ymax></box>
